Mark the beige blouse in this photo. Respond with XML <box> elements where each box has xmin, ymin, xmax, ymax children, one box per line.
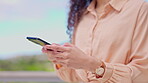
<box><xmin>55</xmin><ymin>0</ymin><xmax>148</xmax><ymax>82</ymax></box>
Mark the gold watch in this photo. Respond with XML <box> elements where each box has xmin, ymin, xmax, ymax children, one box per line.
<box><xmin>95</xmin><ymin>67</ymin><xmax>105</xmax><ymax>77</ymax></box>
<box><xmin>95</xmin><ymin>62</ymin><xmax>105</xmax><ymax>78</ymax></box>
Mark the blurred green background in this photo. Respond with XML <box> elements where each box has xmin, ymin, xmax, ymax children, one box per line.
<box><xmin>0</xmin><ymin>55</ymin><xmax>53</xmax><ymax>71</ymax></box>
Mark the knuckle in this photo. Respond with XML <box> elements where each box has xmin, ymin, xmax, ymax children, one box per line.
<box><xmin>63</xmin><ymin>53</ymin><xmax>69</xmax><ymax>59</ymax></box>
<box><xmin>64</xmin><ymin>55</ymin><xmax>69</xmax><ymax>59</ymax></box>
<box><xmin>56</xmin><ymin>47</ymin><xmax>60</xmax><ymax>50</ymax></box>
<box><xmin>53</xmin><ymin>46</ymin><xmax>58</xmax><ymax>50</ymax></box>
<box><xmin>67</xmin><ymin>47</ymin><xmax>72</xmax><ymax>52</ymax></box>
<box><xmin>66</xmin><ymin>54</ymin><xmax>70</xmax><ymax>59</ymax></box>
<box><xmin>50</xmin><ymin>54</ymin><xmax>55</xmax><ymax>58</ymax></box>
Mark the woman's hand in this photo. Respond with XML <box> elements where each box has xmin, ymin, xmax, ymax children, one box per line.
<box><xmin>42</xmin><ymin>43</ymin><xmax>62</xmax><ymax>63</ymax></box>
<box><xmin>42</xmin><ymin>43</ymin><xmax>102</xmax><ymax>71</ymax></box>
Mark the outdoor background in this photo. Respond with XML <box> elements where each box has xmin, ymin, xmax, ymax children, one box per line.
<box><xmin>0</xmin><ymin>0</ymin><xmax>69</xmax><ymax>60</ymax></box>
<box><xmin>0</xmin><ymin>0</ymin><xmax>69</xmax><ymax>83</ymax></box>
<box><xmin>0</xmin><ymin>0</ymin><xmax>148</xmax><ymax>83</ymax></box>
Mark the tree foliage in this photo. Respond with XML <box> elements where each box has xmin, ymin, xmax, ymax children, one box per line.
<box><xmin>0</xmin><ymin>55</ymin><xmax>54</xmax><ymax>71</ymax></box>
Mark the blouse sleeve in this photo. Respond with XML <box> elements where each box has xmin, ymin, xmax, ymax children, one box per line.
<box><xmin>88</xmin><ymin>2</ymin><xmax>148</xmax><ymax>83</ymax></box>
<box><xmin>54</xmin><ymin>64</ymin><xmax>81</xmax><ymax>82</ymax></box>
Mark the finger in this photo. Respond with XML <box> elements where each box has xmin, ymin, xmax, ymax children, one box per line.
<box><xmin>47</xmin><ymin>45</ymin><xmax>70</xmax><ymax>52</ymax></box>
<box><xmin>52</xmin><ymin>60</ymin><xmax>57</xmax><ymax>63</ymax></box>
<box><xmin>42</xmin><ymin>46</ymin><xmax>58</xmax><ymax>60</ymax></box>
<box><xmin>52</xmin><ymin>60</ymin><xmax>67</xmax><ymax>66</ymax></box>
<box><xmin>45</xmin><ymin>43</ymin><xmax>69</xmax><ymax>52</ymax></box>
<box><xmin>52</xmin><ymin>44</ymin><xmax>63</xmax><ymax>52</ymax></box>
<box><xmin>44</xmin><ymin>48</ymin><xmax>65</xmax><ymax>59</ymax></box>
<box><xmin>52</xmin><ymin>43</ymin><xmax>61</xmax><ymax>46</ymax></box>
<box><xmin>44</xmin><ymin>45</ymin><xmax>54</xmax><ymax>51</ymax></box>
<box><xmin>63</xmin><ymin>43</ymin><xmax>73</xmax><ymax>47</ymax></box>
<box><xmin>47</xmin><ymin>54</ymin><xmax>66</xmax><ymax>63</ymax></box>
<box><xmin>51</xmin><ymin>43</ymin><xmax>61</xmax><ymax>52</ymax></box>
<box><xmin>45</xmin><ymin>51</ymin><xmax>67</xmax><ymax>61</ymax></box>
<box><xmin>53</xmin><ymin>52</ymin><xmax>69</xmax><ymax>60</ymax></box>
<box><xmin>42</xmin><ymin>46</ymin><xmax>52</xmax><ymax>54</ymax></box>
<box><xmin>48</xmin><ymin>57</ymin><xmax>56</xmax><ymax>61</ymax></box>
<box><xmin>42</xmin><ymin>47</ymin><xmax>46</xmax><ymax>53</ymax></box>
<box><xmin>51</xmin><ymin>58</ymin><xmax>67</xmax><ymax>65</ymax></box>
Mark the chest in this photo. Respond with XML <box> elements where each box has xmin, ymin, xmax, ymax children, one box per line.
<box><xmin>74</xmin><ymin>8</ymin><xmax>138</xmax><ymax>60</ymax></box>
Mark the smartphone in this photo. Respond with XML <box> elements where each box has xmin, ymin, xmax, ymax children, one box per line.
<box><xmin>26</xmin><ymin>37</ymin><xmax>62</xmax><ymax>68</ymax></box>
<box><xmin>26</xmin><ymin>37</ymin><xmax>51</xmax><ymax>46</ymax></box>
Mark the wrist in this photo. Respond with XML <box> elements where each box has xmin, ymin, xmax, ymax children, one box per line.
<box><xmin>89</xmin><ymin>57</ymin><xmax>106</xmax><ymax>78</ymax></box>
<box><xmin>88</xmin><ymin>57</ymin><xmax>102</xmax><ymax>72</ymax></box>
<box><xmin>95</xmin><ymin>62</ymin><xmax>105</xmax><ymax>78</ymax></box>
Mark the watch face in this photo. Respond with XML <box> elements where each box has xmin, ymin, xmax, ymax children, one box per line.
<box><xmin>96</xmin><ymin>67</ymin><xmax>104</xmax><ymax>76</ymax></box>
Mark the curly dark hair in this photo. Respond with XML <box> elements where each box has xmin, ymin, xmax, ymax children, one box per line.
<box><xmin>67</xmin><ymin>0</ymin><xmax>93</xmax><ymax>38</ymax></box>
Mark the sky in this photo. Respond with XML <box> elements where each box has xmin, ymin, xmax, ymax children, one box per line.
<box><xmin>0</xmin><ymin>0</ymin><xmax>69</xmax><ymax>59</ymax></box>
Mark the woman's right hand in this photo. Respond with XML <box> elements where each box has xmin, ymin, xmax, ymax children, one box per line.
<box><xmin>42</xmin><ymin>43</ymin><xmax>63</xmax><ymax>64</ymax></box>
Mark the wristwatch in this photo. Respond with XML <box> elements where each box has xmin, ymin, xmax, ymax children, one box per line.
<box><xmin>95</xmin><ymin>66</ymin><xmax>105</xmax><ymax>78</ymax></box>
<box><xmin>94</xmin><ymin>61</ymin><xmax>105</xmax><ymax>78</ymax></box>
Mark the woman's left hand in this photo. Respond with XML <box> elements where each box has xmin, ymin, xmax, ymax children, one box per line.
<box><xmin>46</xmin><ymin>43</ymin><xmax>102</xmax><ymax>71</ymax></box>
